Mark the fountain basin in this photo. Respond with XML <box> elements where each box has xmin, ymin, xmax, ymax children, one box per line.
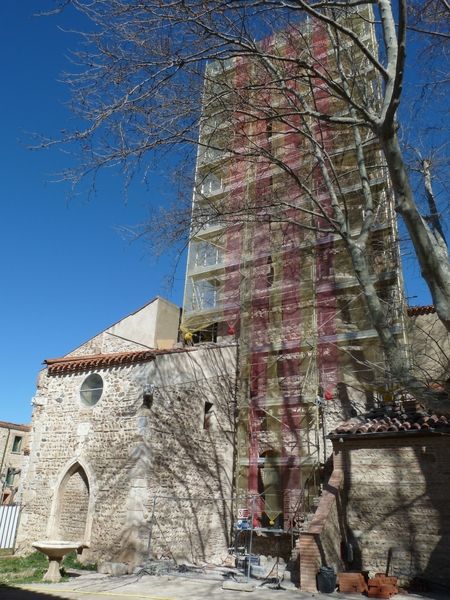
<box><xmin>33</xmin><ymin>540</ymin><xmax>84</xmax><ymax>582</ymax></box>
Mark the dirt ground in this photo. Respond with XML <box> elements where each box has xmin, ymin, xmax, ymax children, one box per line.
<box><xmin>2</xmin><ymin>571</ymin><xmax>449</xmax><ymax>600</ymax></box>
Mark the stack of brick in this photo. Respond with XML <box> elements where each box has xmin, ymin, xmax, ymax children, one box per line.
<box><xmin>338</xmin><ymin>572</ymin><xmax>399</xmax><ymax>597</ymax></box>
<box><xmin>367</xmin><ymin>574</ymin><xmax>398</xmax><ymax>599</ymax></box>
<box><xmin>337</xmin><ymin>572</ymin><xmax>368</xmax><ymax>594</ymax></box>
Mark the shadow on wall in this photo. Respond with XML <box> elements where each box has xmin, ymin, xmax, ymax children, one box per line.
<box><xmin>339</xmin><ymin>447</ymin><xmax>362</xmax><ymax>571</ymax></box>
<box><xmin>338</xmin><ymin>438</ymin><xmax>450</xmax><ymax>591</ymax></box>
<box><xmin>415</xmin><ymin>441</ymin><xmax>450</xmax><ymax>591</ymax></box>
<box><xmin>87</xmin><ymin>347</ymin><xmax>237</xmax><ymax>566</ymax></box>
<box><xmin>408</xmin><ymin>313</ymin><xmax>450</xmax><ymax>391</ymax></box>
<box><xmin>135</xmin><ymin>349</ymin><xmax>236</xmax><ymax>564</ymax></box>
<box><xmin>27</xmin><ymin>347</ymin><xmax>236</xmax><ymax>568</ymax></box>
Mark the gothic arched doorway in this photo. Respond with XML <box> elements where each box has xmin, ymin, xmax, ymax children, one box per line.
<box><xmin>53</xmin><ymin>462</ymin><xmax>91</xmax><ymax>542</ymax></box>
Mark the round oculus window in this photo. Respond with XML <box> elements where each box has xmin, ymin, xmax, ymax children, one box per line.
<box><xmin>80</xmin><ymin>373</ymin><xmax>103</xmax><ymax>406</ymax></box>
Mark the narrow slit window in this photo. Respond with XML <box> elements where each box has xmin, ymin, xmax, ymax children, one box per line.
<box><xmin>12</xmin><ymin>436</ymin><xmax>22</xmax><ymax>453</ymax></box>
<box><xmin>5</xmin><ymin>468</ymin><xmax>15</xmax><ymax>486</ymax></box>
<box><xmin>204</xmin><ymin>402</ymin><xmax>214</xmax><ymax>430</ymax></box>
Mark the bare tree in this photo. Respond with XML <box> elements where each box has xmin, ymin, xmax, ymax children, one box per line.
<box><xmin>43</xmin><ymin>1</ymin><xmax>449</xmax><ymax>406</ymax></box>
<box><xmin>408</xmin><ymin>0</ymin><xmax>450</xmax><ymax>42</ymax></box>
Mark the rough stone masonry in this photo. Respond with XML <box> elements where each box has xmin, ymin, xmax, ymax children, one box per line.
<box><xmin>17</xmin><ymin>341</ymin><xmax>237</xmax><ymax>569</ymax></box>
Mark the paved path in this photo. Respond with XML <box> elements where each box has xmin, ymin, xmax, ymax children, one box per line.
<box><xmin>2</xmin><ymin>572</ymin><xmax>448</xmax><ymax>600</ymax></box>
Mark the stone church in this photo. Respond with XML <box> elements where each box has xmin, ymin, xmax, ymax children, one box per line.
<box><xmin>17</xmin><ymin>297</ymin><xmax>237</xmax><ymax>568</ymax></box>
<box><xmin>16</xmin><ymin>295</ymin><xmax>450</xmax><ymax>589</ymax></box>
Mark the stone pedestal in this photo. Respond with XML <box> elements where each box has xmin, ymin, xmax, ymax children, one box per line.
<box><xmin>43</xmin><ymin>557</ymin><xmax>63</xmax><ymax>583</ymax></box>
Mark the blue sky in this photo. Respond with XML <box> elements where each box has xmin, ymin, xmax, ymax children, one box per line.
<box><xmin>0</xmin><ymin>2</ymin><xmax>186</xmax><ymax>424</ymax></box>
<box><xmin>0</xmin><ymin>2</ymin><xmax>433</xmax><ymax>425</ymax></box>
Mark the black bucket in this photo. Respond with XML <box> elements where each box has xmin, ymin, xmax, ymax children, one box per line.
<box><xmin>317</xmin><ymin>566</ymin><xmax>337</xmax><ymax>593</ymax></box>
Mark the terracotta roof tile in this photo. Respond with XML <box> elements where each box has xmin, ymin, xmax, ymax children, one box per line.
<box><xmin>407</xmin><ymin>305</ymin><xmax>436</xmax><ymax>316</ymax></box>
<box><xmin>330</xmin><ymin>400</ymin><xmax>450</xmax><ymax>438</ymax></box>
<box><xmin>0</xmin><ymin>421</ymin><xmax>31</xmax><ymax>432</ymax></box>
<box><xmin>45</xmin><ymin>347</ymin><xmax>191</xmax><ymax>375</ymax></box>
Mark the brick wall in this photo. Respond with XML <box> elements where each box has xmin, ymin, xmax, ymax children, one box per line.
<box><xmin>339</xmin><ymin>435</ymin><xmax>450</xmax><ymax>588</ymax></box>
<box><xmin>299</xmin><ymin>454</ymin><xmax>345</xmax><ymax>591</ymax></box>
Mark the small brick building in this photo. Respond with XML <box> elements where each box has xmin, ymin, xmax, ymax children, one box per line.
<box><xmin>299</xmin><ymin>401</ymin><xmax>450</xmax><ymax>591</ymax></box>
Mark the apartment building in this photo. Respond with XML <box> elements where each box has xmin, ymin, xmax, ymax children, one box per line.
<box><xmin>0</xmin><ymin>421</ymin><xmax>30</xmax><ymax>504</ymax></box>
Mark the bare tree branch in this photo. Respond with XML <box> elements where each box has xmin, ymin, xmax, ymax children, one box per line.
<box><xmin>39</xmin><ymin>0</ymin><xmax>450</xmax><ymax>405</ymax></box>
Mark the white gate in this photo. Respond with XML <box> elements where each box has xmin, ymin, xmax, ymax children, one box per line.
<box><xmin>0</xmin><ymin>504</ymin><xmax>21</xmax><ymax>550</ymax></box>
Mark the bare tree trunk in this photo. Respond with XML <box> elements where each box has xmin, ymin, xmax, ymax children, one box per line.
<box><xmin>422</xmin><ymin>158</ymin><xmax>447</xmax><ymax>245</ymax></box>
<box><xmin>381</xmin><ymin>130</ymin><xmax>450</xmax><ymax>331</ymax></box>
<box><xmin>347</xmin><ymin>239</ymin><xmax>446</xmax><ymax>411</ymax></box>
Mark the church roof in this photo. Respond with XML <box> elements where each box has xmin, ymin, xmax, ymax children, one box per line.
<box><xmin>44</xmin><ymin>347</ymin><xmax>190</xmax><ymax>375</ymax></box>
<box><xmin>0</xmin><ymin>421</ymin><xmax>31</xmax><ymax>432</ymax></box>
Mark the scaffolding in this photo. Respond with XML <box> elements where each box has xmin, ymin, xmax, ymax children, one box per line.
<box><xmin>181</xmin><ymin>7</ymin><xmax>404</xmax><ymax>538</ymax></box>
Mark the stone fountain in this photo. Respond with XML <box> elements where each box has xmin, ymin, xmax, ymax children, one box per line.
<box><xmin>32</xmin><ymin>540</ymin><xmax>83</xmax><ymax>582</ymax></box>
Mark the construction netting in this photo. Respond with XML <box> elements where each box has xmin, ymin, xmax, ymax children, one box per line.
<box><xmin>180</xmin><ymin>7</ymin><xmax>406</xmax><ymax>529</ymax></box>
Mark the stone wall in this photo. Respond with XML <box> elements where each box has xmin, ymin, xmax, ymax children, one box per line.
<box><xmin>407</xmin><ymin>311</ymin><xmax>449</xmax><ymax>389</ymax></box>
<box><xmin>67</xmin><ymin>331</ymin><xmax>150</xmax><ymax>357</ymax></box>
<box><xmin>127</xmin><ymin>347</ymin><xmax>236</xmax><ymax>563</ymax></box>
<box><xmin>17</xmin><ymin>344</ymin><xmax>236</xmax><ymax>568</ymax></box>
<box><xmin>0</xmin><ymin>422</ymin><xmax>30</xmax><ymax>503</ymax></box>
<box><xmin>58</xmin><ymin>468</ymin><xmax>90</xmax><ymax>540</ymax></box>
<box><xmin>339</xmin><ymin>436</ymin><xmax>450</xmax><ymax>588</ymax></box>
